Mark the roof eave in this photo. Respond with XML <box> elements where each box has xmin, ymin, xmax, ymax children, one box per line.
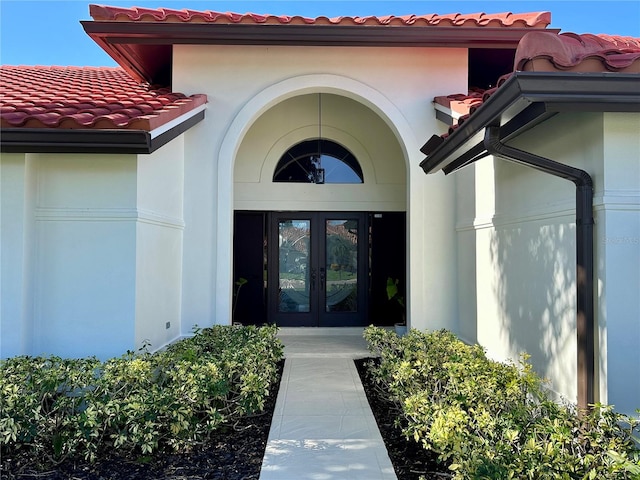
<box><xmin>81</xmin><ymin>21</ymin><xmax>558</xmax><ymax>84</ymax></box>
<box><xmin>420</xmin><ymin>72</ymin><xmax>640</xmax><ymax>175</ymax></box>
<box><xmin>0</xmin><ymin>109</ymin><xmax>205</xmax><ymax>154</ymax></box>
<box><xmin>82</xmin><ymin>21</ymin><xmax>551</xmax><ymax>47</ymax></box>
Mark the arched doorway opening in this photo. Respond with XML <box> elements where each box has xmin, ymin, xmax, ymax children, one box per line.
<box><xmin>231</xmin><ymin>93</ymin><xmax>407</xmax><ymax>327</ymax></box>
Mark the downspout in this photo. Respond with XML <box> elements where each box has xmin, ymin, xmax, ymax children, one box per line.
<box><xmin>484</xmin><ymin>125</ymin><xmax>595</xmax><ymax>411</ymax></box>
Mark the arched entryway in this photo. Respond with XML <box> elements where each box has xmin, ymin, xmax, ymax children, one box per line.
<box><xmin>232</xmin><ymin>93</ymin><xmax>407</xmax><ymax>326</ymax></box>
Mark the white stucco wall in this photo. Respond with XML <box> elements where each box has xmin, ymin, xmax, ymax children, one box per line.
<box><xmin>1</xmin><ymin>153</ymin><xmax>34</xmax><ymax>358</ymax></box>
<box><xmin>173</xmin><ymin>44</ymin><xmax>465</xmax><ymax>333</ymax></box>
<box><xmin>597</xmin><ymin>113</ymin><xmax>640</xmax><ymax>415</ymax></box>
<box><xmin>455</xmin><ymin>159</ymin><xmax>496</xmax><ymax>345</ymax></box>
<box><xmin>476</xmin><ymin>114</ymin><xmax>602</xmax><ymax>404</ymax></box>
<box><xmin>135</xmin><ymin>137</ymin><xmax>185</xmax><ymax>352</ymax></box>
<box><xmin>456</xmin><ymin>112</ymin><xmax>640</xmax><ymax>413</ymax></box>
<box><xmin>30</xmin><ymin>154</ymin><xmax>138</xmax><ymax>359</ymax></box>
<box><xmin>1</xmin><ymin>141</ymin><xmax>187</xmax><ymax>360</ymax></box>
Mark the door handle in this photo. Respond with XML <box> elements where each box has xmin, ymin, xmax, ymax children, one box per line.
<box><xmin>310</xmin><ymin>268</ymin><xmax>316</xmax><ymax>290</ymax></box>
<box><xmin>320</xmin><ymin>267</ymin><xmax>326</xmax><ymax>290</ymax></box>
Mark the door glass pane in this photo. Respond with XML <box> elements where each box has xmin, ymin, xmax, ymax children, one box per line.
<box><xmin>325</xmin><ymin>219</ymin><xmax>358</xmax><ymax>312</ymax></box>
<box><xmin>278</xmin><ymin>219</ymin><xmax>311</xmax><ymax>313</ymax></box>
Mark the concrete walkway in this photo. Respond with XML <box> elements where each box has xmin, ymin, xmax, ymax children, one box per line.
<box><xmin>259</xmin><ymin>328</ymin><xmax>397</xmax><ymax>480</ymax></box>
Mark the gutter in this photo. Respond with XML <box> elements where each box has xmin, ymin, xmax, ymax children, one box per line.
<box><xmin>484</xmin><ymin>125</ymin><xmax>595</xmax><ymax>410</ymax></box>
<box><xmin>421</xmin><ymin>72</ymin><xmax>640</xmax><ymax>175</ymax></box>
<box><xmin>0</xmin><ymin>109</ymin><xmax>205</xmax><ymax>155</ymax></box>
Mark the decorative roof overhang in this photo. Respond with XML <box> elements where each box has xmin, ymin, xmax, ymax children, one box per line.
<box><xmin>1</xmin><ymin>108</ymin><xmax>205</xmax><ymax>154</ymax></box>
<box><xmin>81</xmin><ymin>5</ymin><xmax>555</xmax><ymax>84</ymax></box>
<box><xmin>420</xmin><ymin>71</ymin><xmax>640</xmax><ymax>175</ymax></box>
<box><xmin>0</xmin><ymin>65</ymin><xmax>207</xmax><ymax>154</ymax></box>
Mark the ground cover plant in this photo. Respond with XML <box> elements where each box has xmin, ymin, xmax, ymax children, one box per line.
<box><xmin>1</xmin><ymin>325</ymin><xmax>283</xmax><ymax>477</ymax></box>
<box><xmin>363</xmin><ymin>326</ymin><xmax>640</xmax><ymax>480</ymax></box>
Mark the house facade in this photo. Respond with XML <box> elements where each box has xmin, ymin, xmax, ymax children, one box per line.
<box><xmin>1</xmin><ymin>5</ymin><xmax>639</xmax><ymax>415</ymax></box>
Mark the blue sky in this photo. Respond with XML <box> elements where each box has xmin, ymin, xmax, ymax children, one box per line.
<box><xmin>1</xmin><ymin>1</ymin><xmax>639</xmax><ymax>66</ymax></box>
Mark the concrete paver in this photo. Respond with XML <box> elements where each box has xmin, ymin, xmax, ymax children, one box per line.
<box><xmin>259</xmin><ymin>329</ymin><xmax>397</xmax><ymax>480</ymax></box>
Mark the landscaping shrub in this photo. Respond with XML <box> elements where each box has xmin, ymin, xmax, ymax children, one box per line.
<box><xmin>364</xmin><ymin>326</ymin><xmax>640</xmax><ymax>480</ymax></box>
<box><xmin>0</xmin><ymin>325</ymin><xmax>283</xmax><ymax>467</ymax></box>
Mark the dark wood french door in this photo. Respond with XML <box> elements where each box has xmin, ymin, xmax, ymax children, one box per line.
<box><xmin>268</xmin><ymin>212</ymin><xmax>367</xmax><ymax>326</ymax></box>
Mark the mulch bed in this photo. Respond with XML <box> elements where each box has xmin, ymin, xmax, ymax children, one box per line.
<box><xmin>3</xmin><ymin>358</ymin><xmax>449</xmax><ymax>480</ymax></box>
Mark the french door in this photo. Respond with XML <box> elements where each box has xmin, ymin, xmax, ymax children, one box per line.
<box><xmin>268</xmin><ymin>212</ymin><xmax>367</xmax><ymax>326</ymax></box>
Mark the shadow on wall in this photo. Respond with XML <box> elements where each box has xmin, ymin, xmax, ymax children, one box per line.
<box><xmin>489</xmin><ymin>219</ymin><xmax>578</xmax><ymax>401</ymax></box>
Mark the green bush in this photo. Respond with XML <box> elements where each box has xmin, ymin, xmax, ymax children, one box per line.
<box><xmin>0</xmin><ymin>325</ymin><xmax>283</xmax><ymax>466</ymax></box>
<box><xmin>364</xmin><ymin>326</ymin><xmax>640</xmax><ymax>480</ymax></box>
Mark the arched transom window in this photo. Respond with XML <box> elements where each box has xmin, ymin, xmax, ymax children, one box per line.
<box><xmin>273</xmin><ymin>139</ymin><xmax>364</xmax><ymax>184</ymax></box>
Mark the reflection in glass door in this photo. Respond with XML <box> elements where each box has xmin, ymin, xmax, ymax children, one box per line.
<box><xmin>277</xmin><ymin>219</ymin><xmax>311</xmax><ymax>314</ymax></box>
<box><xmin>324</xmin><ymin>219</ymin><xmax>358</xmax><ymax>313</ymax></box>
<box><xmin>269</xmin><ymin>213</ymin><xmax>366</xmax><ymax>327</ymax></box>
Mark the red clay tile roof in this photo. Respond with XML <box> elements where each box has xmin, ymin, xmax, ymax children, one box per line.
<box><xmin>435</xmin><ymin>32</ymin><xmax>640</xmax><ymax>134</ymax></box>
<box><xmin>0</xmin><ymin>66</ymin><xmax>207</xmax><ymax>130</ymax></box>
<box><xmin>89</xmin><ymin>4</ymin><xmax>551</xmax><ymax>29</ymax></box>
<box><xmin>516</xmin><ymin>32</ymin><xmax>640</xmax><ymax>72</ymax></box>
<box><xmin>433</xmin><ymin>91</ymin><xmax>485</xmax><ymax>118</ymax></box>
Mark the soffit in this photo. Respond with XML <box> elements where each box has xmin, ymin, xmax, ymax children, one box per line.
<box><xmin>82</xmin><ymin>4</ymin><xmax>554</xmax><ymax>84</ymax></box>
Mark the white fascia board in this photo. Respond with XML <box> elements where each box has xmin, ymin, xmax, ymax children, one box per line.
<box><xmin>433</xmin><ymin>102</ymin><xmax>462</xmax><ymax>121</ymax></box>
<box><xmin>149</xmin><ymin>103</ymin><xmax>208</xmax><ymax>139</ymax></box>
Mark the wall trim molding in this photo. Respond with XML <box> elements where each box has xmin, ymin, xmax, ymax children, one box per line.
<box><xmin>137</xmin><ymin>209</ymin><xmax>185</xmax><ymax>229</ymax></box>
<box><xmin>456</xmin><ymin>200</ymin><xmax>575</xmax><ymax>232</ymax></box>
<box><xmin>457</xmin><ymin>190</ymin><xmax>640</xmax><ymax>232</ymax></box>
<box><xmin>455</xmin><ymin>216</ymin><xmax>493</xmax><ymax>232</ymax></box>
<box><xmin>593</xmin><ymin>191</ymin><xmax>640</xmax><ymax>212</ymax></box>
<box><xmin>34</xmin><ymin>207</ymin><xmax>184</xmax><ymax>229</ymax></box>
